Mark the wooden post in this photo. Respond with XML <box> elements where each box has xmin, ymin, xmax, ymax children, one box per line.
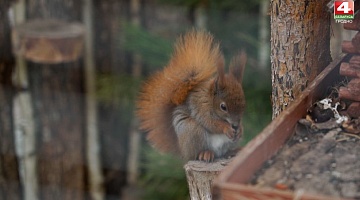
<box><xmin>185</xmin><ymin>159</ymin><xmax>232</xmax><ymax>200</ymax></box>
<box><xmin>93</xmin><ymin>1</ymin><xmax>128</xmax><ymax>197</ymax></box>
<box><xmin>12</xmin><ymin>19</ymin><xmax>85</xmax><ymax>200</ymax></box>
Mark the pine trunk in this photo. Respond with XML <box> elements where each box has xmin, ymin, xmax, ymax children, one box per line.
<box><xmin>270</xmin><ymin>0</ymin><xmax>331</xmax><ymax>118</ymax></box>
<box><xmin>25</xmin><ymin>0</ymin><xmax>85</xmax><ymax>199</ymax></box>
<box><xmin>93</xmin><ymin>0</ymin><xmax>128</xmax><ymax>198</ymax></box>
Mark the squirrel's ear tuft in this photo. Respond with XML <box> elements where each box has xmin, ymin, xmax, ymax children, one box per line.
<box><xmin>215</xmin><ymin>55</ymin><xmax>226</xmax><ymax>91</ymax></box>
<box><xmin>217</xmin><ymin>53</ymin><xmax>225</xmax><ymax>72</ymax></box>
<box><xmin>229</xmin><ymin>50</ymin><xmax>246</xmax><ymax>83</ymax></box>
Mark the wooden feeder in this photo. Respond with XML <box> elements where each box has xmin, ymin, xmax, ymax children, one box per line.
<box><xmin>212</xmin><ymin>54</ymin><xmax>349</xmax><ymax>200</ymax></box>
<box><xmin>213</xmin><ymin>12</ymin><xmax>360</xmax><ymax>200</ymax></box>
<box><xmin>12</xmin><ymin>19</ymin><xmax>84</xmax><ymax>64</ymax></box>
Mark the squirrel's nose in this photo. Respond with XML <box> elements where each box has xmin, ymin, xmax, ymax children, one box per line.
<box><xmin>232</xmin><ymin>124</ymin><xmax>239</xmax><ymax>131</ymax></box>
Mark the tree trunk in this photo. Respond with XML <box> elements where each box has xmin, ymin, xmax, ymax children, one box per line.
<box><xmin>25</xmin><ymin>1</ymin><xmax>85</xmax><ymax>199</ymax></box>
<box><xmin>27</xmin><ymin>62</ymin><xmax>85</xmax><ymax>200</ymax></box>
<box><xmin>270</xmin><ymin>0</ymin><xmax>331</xmax><ymax>118</ymax></box>
<box><xmin>127</xmin><ymin>0</ymin><xmax>142</xmax><ymax>187</ymax></box>
<box><xmin>0</xmin><ymin>1</ymin><xmax>22</xmax><ymax>199</ymax></box>
<box><xmin>83</xmin><ymin>0</ymin><xmax>104</xmax><ymax>199</ymax></box>
<box><xmin>93</xmin><ymin>0</ymin><xmax>128</xmax><ymax>198</ymax></box>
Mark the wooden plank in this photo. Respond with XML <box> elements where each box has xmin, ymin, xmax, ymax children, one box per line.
<box><xmin>214</xmin><ymin>183</ymin><xmax>350</xmax><ymax>200</ymax></box>
<box><xmin>213</xmin><ymin>54</ymin><xmax>347</xmax><ymax>200</ymax></box>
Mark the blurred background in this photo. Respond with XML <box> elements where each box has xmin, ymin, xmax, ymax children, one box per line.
<box><xmin>5</xmin><ymin>0</ymin><xmax>342</xmax><ymax>199</ymax></box>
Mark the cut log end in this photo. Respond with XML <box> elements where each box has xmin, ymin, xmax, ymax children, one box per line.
<box><xmin>339</xmin><ymin>87</ymin><xmax>360</xmax><ymax>102</ymax></box>
<box><xmin>184</xmin><ymin>158</ymin><xmax>233</xmax><ymax>200</ymax></box>
<box><xmin>347</xmin><ymin>102</ymin><xmax>360</xmax><ymax>118</ymax></box>
<box><xmin>339</xmin><ymin>62</ymin><xmax>360</xmax><ymax>78</ymax></box>
<box><xmin>342</xmin><ymin>41</ymin><xmax>359</xmax><ymax>54</ymax></box>
<box><xmin>12</xmin><ymin>19</ymin><xmax>84</xmax><ymax>64</ymax></box>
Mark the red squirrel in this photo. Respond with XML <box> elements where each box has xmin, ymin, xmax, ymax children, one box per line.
<box><xmin>137</xmin><ymin>30</ymin><xmax>246</xmax><ymax>162</ymax></box>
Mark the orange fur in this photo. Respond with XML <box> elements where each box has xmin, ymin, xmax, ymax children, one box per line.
<box><xmin>137</xmin><ymin>30</ymin><xmax>222</xmax><ymax>154</ymax></box>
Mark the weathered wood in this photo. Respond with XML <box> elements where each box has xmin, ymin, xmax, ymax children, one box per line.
<box><xmin>351</xmin><ymin>31</ymin><xmax>360</xmax><ymax>51</ymax></box>
<box><xmin>25</xmin><ymin>1</ymin><xmax>86</xmax><ymax>199</ymax></box>
<box><xmin>270</xmin><ymin>0</ymin><xmax>331</xmax><ymax>118</ymax></box>
<box><xmin>185</xmin><ymin>159</ymin><xmax>232</xmax><ymax>200</ymax></box>
<box><xmin>342</xmin><ymin>41</ymin><xmax>358</xmax><ymax>54</ymax></box>
<box><xmin>349</xmin><ymin>55</ymin><xmax>360</xmax><ymax>68</ymax></box>
<box><xmin>12</xmin><ymin>19</ymin><xmax>84</xmax><ymax>64</ymax></box>
<box><xmin>339</xmin><ymin>78</ymin><xmax>360</xmax><ymax>102</ymax></box>
<box><xmin>339</xmin><ymin>62</ymin><xmax>360</xmax><ymax>78</ymax></box>
<box><xmin>213</xmin><ymin>55</ymin><xmax>346</xmax><ymax>200</ymax></box>
<box><xmin>347</xmin><ymin>78</ymin><xmax>360</xmax><ymax>91</ymax></box>
<box><xmin>339</xmin><ymin>87</ymin><xmax>360</xmax><ymax>101</ymax></box>
<box><xmin>347</xmin><ymin>102</ymin><xmax>360</xmax><ymax>118</ymax></box>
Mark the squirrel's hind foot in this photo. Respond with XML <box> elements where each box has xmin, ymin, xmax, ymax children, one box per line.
<box><xmin>197</xmin><ymin>150</ymin><xmax>215</xmax><ymax>162</ymax></box>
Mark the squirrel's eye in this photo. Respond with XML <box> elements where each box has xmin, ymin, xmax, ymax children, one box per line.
<box><xmin>220</xmin><ymin>102</ymin><xmax>227</xmax><ymax>112</ymax></box>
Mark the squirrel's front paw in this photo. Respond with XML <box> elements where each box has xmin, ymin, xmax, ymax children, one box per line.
<box><xmin>198</xmin><ymin>150</ymin><xmax>215</xmax><ymax>162</ymax></box>
<box><xmin>223</xmin><ymin>125</ymin><xmax>237</xmax><ymax>141</ymax></box>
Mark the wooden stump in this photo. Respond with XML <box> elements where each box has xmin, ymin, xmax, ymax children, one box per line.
<box><xmin>12</xmin><ymin>19</ymin><xmax>84</xmax><ymax>63</ymax></box>
<box><xmin>11</xmin><ymin>19</ymin><xmax>86</xmax><ymax>200</ymax></box>
<box><xmin>185</xmin><ymin>159</ymin><xmax>232</xmax><ymax>200</ymax></box>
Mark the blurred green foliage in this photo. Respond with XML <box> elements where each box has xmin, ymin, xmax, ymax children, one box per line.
<box><xmin>139</xmin><ymin>146</ymin><xmax>188</xmax><ymax>200</ymax></box>
<box><xmin>157</xmin><ymin>0</ymin><xmax>261</xmax><ymax>12</ymax></box>
<box><xmin>122</xmin><ymin>24</ymin><xmax>174</xmax><ymax>69</ymax></box>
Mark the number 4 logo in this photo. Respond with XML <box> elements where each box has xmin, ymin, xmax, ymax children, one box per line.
<box><xmin>337</xmin><ymin>1</ymin><xmax>352</xmax><ymax>13</ymax></box>
<box><xmin>334</xmin><ymin>1</ymin><xmax>354</xmax><ymax>15</ymax></box>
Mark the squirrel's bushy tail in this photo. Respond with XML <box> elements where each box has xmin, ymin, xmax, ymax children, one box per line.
<box><xmin>137</xmin><ymin>30</ymin><xmax>223</xmax><ymax>154</ymax></box>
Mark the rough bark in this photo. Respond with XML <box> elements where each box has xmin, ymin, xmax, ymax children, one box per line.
<box><xmin>93</xmin><ymin>0</ymin><xmax>128</xmax><ymax>198</ymax></box>
<box><xmin>25</xmin><ymin>0</ymin><xmax>85</xmax><ymax>199</ymax></box>
<box><xmin>0</xmin><ymin>1</ymin><xmax>22</xmax><ymax>199</ymax></box>
<box><xmin>26</xmin><ymin>0</ymin><xmax>81</xmax><ymax>21</ymax></box>
<box><xmin>270</xmin><ymin>0</ymin><xmax>331</xmax><ymax>118</ymax></box>
<box><xmin>339</xmin><ymin>62</ymin><xmax>360</xmax><ymax>78</ymax></box>
<box><xmin>27</xmin><ymin>62</ymin><xmax>85</xmax><ymax>200</ymax></box>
